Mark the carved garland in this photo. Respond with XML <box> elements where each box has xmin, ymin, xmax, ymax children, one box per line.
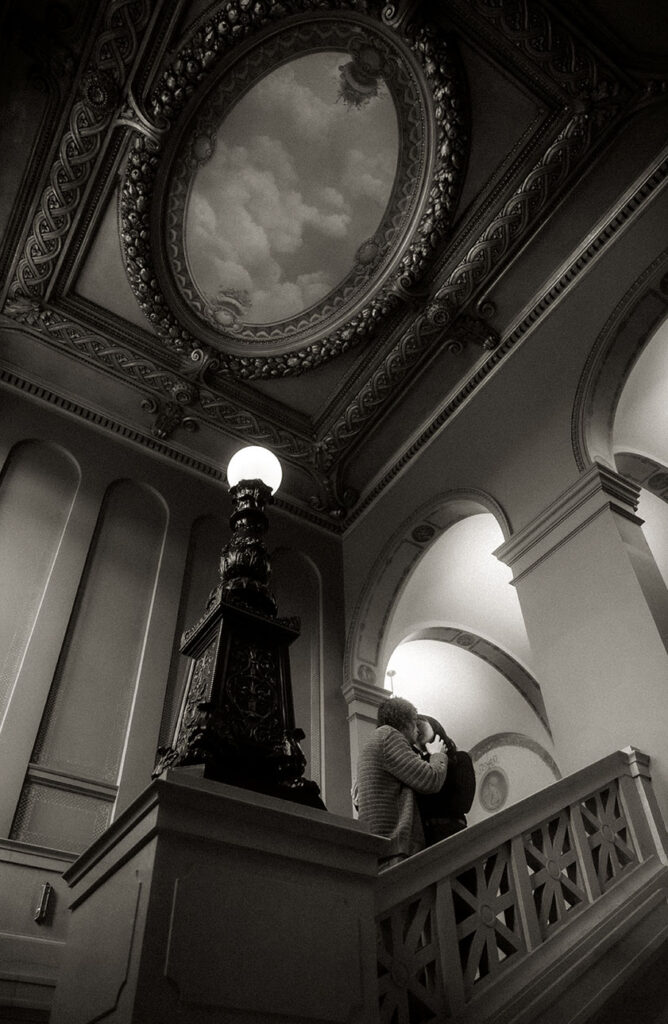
<box><xmin>119</xmin><ymin>0</ymin><xmax>468</xmax><ymax>378</ymax></box>
<box><xmin>163</xmin><ymin>17</ymin><xmax>425</xmax><ymax>348</ymax></box>
<box><xmin>2</xmin><ymin>296</ymin><xmax>312</xmax><ymax>461</ymax></box>
<box><xmin>9</xmin><ymin>0</ymin><xmax>153</xmax><ymax>300</ymax></box>
<box><xmin>318</xmin><ymin>97</ymin><xmax>627</xmax><ymax>464</ymax></box>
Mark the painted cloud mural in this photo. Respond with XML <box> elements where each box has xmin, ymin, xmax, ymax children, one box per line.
<box><xmin>185</xmin><ymin>51</ymin><xmax>398</xmax><ymax>324</ymax></box>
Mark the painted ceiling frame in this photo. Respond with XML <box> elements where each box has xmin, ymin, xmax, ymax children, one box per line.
<box><xmin>0</xmin><ymin>0</ymin><xmax>652</xmax><ymax>528</ymax></box>
<box><xmin>133</xmin><ymin>6</ymin><xmax>465</xmax><ymax>367</ymax></box>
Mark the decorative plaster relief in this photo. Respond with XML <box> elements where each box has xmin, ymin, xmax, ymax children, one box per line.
<box><xmin>344</xmin><ymin>491</ymin><xmax>511</xmax><ymax>689</ymax></box>
<box><xmin>9</xmin><ymin>0</ymin><xmax>154</xmax><ymax>301</ymax></box>
<box><xmin>120</xmin><ymin>0</ymin><xmax>468</xmax><ymax>377</ymax></box>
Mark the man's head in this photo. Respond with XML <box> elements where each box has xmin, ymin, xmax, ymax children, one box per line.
<box><xmin>377</xmin><ymin>697</ymin><xmax>419</xmax><ymax>743</ymax></box>
<box><xmin>416</xmin><ymin>717</ymin><xmax>435</xmax><ymax>749</ymax></box>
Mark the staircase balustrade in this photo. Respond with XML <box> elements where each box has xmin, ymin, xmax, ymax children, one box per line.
<box><xmin>374</xmin><ymin>747</ymin><xmax>668</xmax><ymax>1024</ymax></box>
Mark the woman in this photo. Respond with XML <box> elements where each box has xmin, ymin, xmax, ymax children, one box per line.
<box><xmin>415</xmin><ymin>715</ymin><xmax>469</xmax><ymax>845</ymax></box>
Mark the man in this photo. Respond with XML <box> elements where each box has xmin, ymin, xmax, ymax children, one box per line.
<box><xmin>356</xmin><ymin>697</ymin><xmax>447</xmax><ymax>866</ymax></box>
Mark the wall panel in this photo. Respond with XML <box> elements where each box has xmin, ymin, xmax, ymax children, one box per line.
<box><xmin>0</xmin><ymin>441</ymin><xmax>80</xmax><ymax>727</ymax></box>
<box><xmin>11</xmin><ymin>479</ymin><xmax>168</xmax><ymax>851</ymax></box>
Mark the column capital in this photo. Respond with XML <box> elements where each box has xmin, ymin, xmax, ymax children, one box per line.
<box><xmin>495</xmin><ymin>463</ymin><xmax>642</xmax><ymax>582</ymax></box>
<box><xmin>342</xmin><ymin>678</ymin><xmax>392</xmax><ymax>721</ymax></box>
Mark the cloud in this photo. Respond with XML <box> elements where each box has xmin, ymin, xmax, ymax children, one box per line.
<box><xmin>251</xmin><ymin>269</ymin><xmax>334</xmax><ymax>322</ymax></box>
<box><xmin>252</xmin><ymin>63</ymin><xmax>344</xmax><ymax>143</ymax></box>
<box><xmin>342</xmin><ymin>148</ymin><xmax>395</xmax><ymax>205</ymax></box>
<box><xmin>183</xmin><ymin>51</ymin><xmax>399</xmax><ymax>323</ymax></box>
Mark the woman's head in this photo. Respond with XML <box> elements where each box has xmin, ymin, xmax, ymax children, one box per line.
<box><xmin>416</xmin><ymin>717</ymin><xmax>435</xmax><ymax>747</ymax></box>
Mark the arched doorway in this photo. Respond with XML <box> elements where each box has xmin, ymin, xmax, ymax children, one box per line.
<box><xmin>345</xmin><ymin>499</ymin><xmax>558</xmax><ymax>821</ymax></box>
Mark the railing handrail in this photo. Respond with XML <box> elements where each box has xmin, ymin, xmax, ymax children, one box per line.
<box><xmin>373</xmin><ymin>746</ymin><xmax>668</xmax><ymax>1024</ymax></box>
<box><xmin>376</xmin><ymin>746</ymin><xmax>658</xmax><ymax>909</ymax></box>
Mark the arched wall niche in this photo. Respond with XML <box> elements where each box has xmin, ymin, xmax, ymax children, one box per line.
<box><xmin>271</xmin><ymin>546</ymin><xmax>324</xmax><ymax>793</ymax></box>
<box><xmin>572</xmin><ymin>253</ymin><xmax>668</xmax><ymax>472</ymax></box>
<box><xmin>10</xmin><ymin>477</ymin><xmax>169</xmax><ymax>853</ymax></box>
<box><xmin>0</xmin><ymin>439</ymin><xmax>81</xmax><ymax>726</ymax></box>
<box><xmin>344</xmin><ymin>490</ymin><xmax>511</xmax><ymax>694</ymax></box>
<box><xmin>384</xmin><ymin>635</ymin><xmax>557</xmax><ymax>816</ymax></box>
<box><xmin>468</xmin><ymin>731</ymin><xmax>561</xmax><ymax>826</ymax></box>
<box><xmin>609</xmin><ymin>316</ymin><xmax>668</xmax><ymax>615</ymax></box>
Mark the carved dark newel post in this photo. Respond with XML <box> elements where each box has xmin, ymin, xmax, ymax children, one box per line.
<box><xmin>154</xmin><ymin>446</ymin><xmax>324</xmax><ymax>808</ymax></box>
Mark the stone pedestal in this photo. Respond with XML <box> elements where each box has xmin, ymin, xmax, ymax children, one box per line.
<box><xmin>50</xmin><ymin>769</ymin><xmax>386</xmax><ymax>1024</ymax></box>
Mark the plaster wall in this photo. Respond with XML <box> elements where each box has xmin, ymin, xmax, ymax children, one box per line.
<box><xmin>0</xmin><ymin>383</ymin><xmax>350</xmax><ymax>841</ymax></box>
<box><xmin>342</xmin><ymin>187</ymin><xmax>668</xmax><ymax>820</ymax></box>
<box><xmin>385</xmin><ymin>515</ymin><xmax>534</xmax><ymax>670</ymax></box>
<box><xmin>510</xmin><ymin>506</ymin><xmax>668</xmax><ymax>820</ymax></box>
<box><xmin>388</xmin><ymin>640</ymin><xmax>552</xmax><ymax>754</ymax></box>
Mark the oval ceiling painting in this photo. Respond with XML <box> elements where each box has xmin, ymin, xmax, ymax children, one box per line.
<box><xmin>184</xmin><ymin>51</ymin><xmax>399</xmax><ymax>328</ymax></box>
<box><xmin>122</xmin><ymin>7</ymin><xmax>467</xmax><ymax>377</ymax></box>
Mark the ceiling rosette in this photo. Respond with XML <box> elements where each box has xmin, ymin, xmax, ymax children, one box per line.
<box><xmin>119</xmin><ymin>0</ymin><xmax>469</xmax><ymax>379</ymax></box>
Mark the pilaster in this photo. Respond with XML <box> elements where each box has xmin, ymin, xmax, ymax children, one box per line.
<box><xmin>495</xmin><ymin>463</ymin><xmax>668</xmax><ymax>822</ymax></box>
<box><xmin>342</xmin><ymin>679</ymin><xmax>392</xmax><ymax>800</ymax></box>
<box><xmin>495</xmin><ymin>463</ymin><xmax>642</xmax><ymax>582</ymax></box>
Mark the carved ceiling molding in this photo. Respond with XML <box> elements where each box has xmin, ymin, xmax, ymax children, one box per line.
<box><xmin>0</xmin><ymin>366</ymin><xmax>342</xmax><ymax>533</ymax></box>
<box><xmin>161</xmin><ymin>18</ymin><xmax>430</xmax><ymax>351</ymax></box>
<box><xmin>7</xmin><ymin>0</ymin><xmax>154</xmax><ymax>302</ymax></box>
<box><xmin>467</xmin><ymin>0</ymin><xmax>628</xmax><ymax>99</ymax></box>
<box><xmin>344</xmin><ymin>154</ymin><xmax>668</xmax><ymax>529</ymax></box>
<box><xmin>318</xmin><ymin>105</ymin><xmax>624</xmax><ymax>466</ymax></box>
<box><xmin>0</xmin><ymin>366</ymin><xmax>222</xmax><ymax>479</ymax></box>
<box><xmin>119</xmin><ymin>0</ymin><xmax>468</xmax><ymax>378</ymax></box>
<box><xmin>0</xmin><ymin>296</ymin><xmax>313</xmax><ymax>465</ymax></box>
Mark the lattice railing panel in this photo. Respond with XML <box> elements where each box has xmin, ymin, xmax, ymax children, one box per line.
<box><xmin>377</xmin><ymin>886</ymin><xmax>446</xmax><ymax>1024</ymax></box>
<box><xmin>375</xmin><ymin>750</ymin><xmax>663</xmax><ymax>1023</ymax></box>
<box><xmin>580</xmin><ymin>781</ymin><xmax>639</xmax><ymax>891</ymax></box>
<box><xmin>452</xmin><ymin>844</ymin><xmax>525</xmax><ymax>995</ymax></box>
<box><xmin>523</xmin><ymin>808</ymin><xmax>589</xmax><ymax>938</ymax></box>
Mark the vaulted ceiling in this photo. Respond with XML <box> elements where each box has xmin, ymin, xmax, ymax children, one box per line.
<box><xmin>1</xmin><ymin>0</ymin><xmax>666</xmax><ymax>530</ymax></box>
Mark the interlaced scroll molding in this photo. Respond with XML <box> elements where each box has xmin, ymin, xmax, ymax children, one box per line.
<box><xmin>118</xmin><ymin>0</ymin><xmax>467</xmax><ymax>378</ymax></box>
<box><xmin>317</xmin><ymin>103</ymin><xmax>621</xmax><ymax>465</ymax></box>
<box><xmin>9</xmin><ymin>0</ymin><xmax>152</xmax><ymax>301</ymax></box>
<box><xmin>1</xmin><ymin>296</ymin><xmax>311</xmax><ymax>464</ymax></box>
<box><xmin>469</xmin><ymin>0</ymin><xmax>623</xmax><ymax>98</ymax></box>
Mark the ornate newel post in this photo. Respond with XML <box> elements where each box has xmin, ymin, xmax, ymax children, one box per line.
<box><xmin>154</xmin><ymin>446</ymin><xmax>324</xmax><ymax>808</ymax></box>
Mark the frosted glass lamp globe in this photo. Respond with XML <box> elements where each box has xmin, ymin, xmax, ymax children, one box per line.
<box><xmin>226</xmin><ymin>446</ymin><xmax>282</xmax><ymax>494</ymax></box>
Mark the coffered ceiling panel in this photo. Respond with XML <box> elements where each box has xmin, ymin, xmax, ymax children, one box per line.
<box><xmin>1</xmin><ymin>0</ymin><xmax>666</xmax><ymax>528</ymax></box>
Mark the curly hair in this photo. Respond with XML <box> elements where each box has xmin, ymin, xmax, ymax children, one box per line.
<box><xmin>377</xmin><ymin>697</ymin><xmax>418</xmax><ymax>732</ymax></box>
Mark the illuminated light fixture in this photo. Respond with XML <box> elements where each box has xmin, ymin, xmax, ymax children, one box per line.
<box><xmin>227</xmin><ymin>444</ymin><xmax>282</xmax><ymax>493</ymax></box>
<box><xmin>153</xmin><ymin>445</ymin><xmax>323</xmax><ymax>808</ymax></box>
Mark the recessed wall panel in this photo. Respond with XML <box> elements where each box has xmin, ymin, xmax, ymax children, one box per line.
<box><xmin>0</xmin><ymin>441</ymin><xmax>80</xmax><ymax>724</ymax></box>
<box><xmin>273</xmin><ymin>549</ymin><xmax>322</xmax><ymax>787</ymax></box>
<box><xmin>30</xmin><ymin>479</ymin><xmax>168</xmax><ymax>784</ymax></box>
<box><xmin>11</xmin><ymin>781</ymin><xmax>112</xmax><ymax>853</ymax></box>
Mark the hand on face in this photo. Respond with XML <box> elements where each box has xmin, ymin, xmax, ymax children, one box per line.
<box><xmin>425</xmin><ymin>735</ymin><xmax>445</xmax><ymax>756</ymax></box>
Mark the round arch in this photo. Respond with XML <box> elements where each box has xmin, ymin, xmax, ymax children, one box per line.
<box><xmin>572</xmin><ymin>253</ymin><xmax>668</xmax><ymax>471</ymax></box>
<box><xmin>469</xmin><ymin>731</ymin><xmax>561</xmax><ymax>780</ymax></box>
<box><xmin>344</xmin><ymin>489</ymin><xmax>511</xmax><ymax>692</ymax></box>
<box><xmin>400</xmin><ymin>627</ymin><xmax>550</xmax><ymax>736</ymax></box>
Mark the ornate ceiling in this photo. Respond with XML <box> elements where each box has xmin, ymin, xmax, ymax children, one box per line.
<box><xmin>1</xmin><ymin>0</ymin><xmax>666</xmax><ymax>529</ymax></box>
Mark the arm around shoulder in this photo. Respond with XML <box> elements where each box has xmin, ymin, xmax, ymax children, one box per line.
<box><xmin>382</xmin><ymin>729</ymin><xmax>448</xmax><ymax>793</ymax></box>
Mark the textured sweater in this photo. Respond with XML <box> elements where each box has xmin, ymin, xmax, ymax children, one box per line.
<box><xmin>356</xmin><ymin>725</ymin><xmax>448</xmax><ymax>858</ymax></box>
